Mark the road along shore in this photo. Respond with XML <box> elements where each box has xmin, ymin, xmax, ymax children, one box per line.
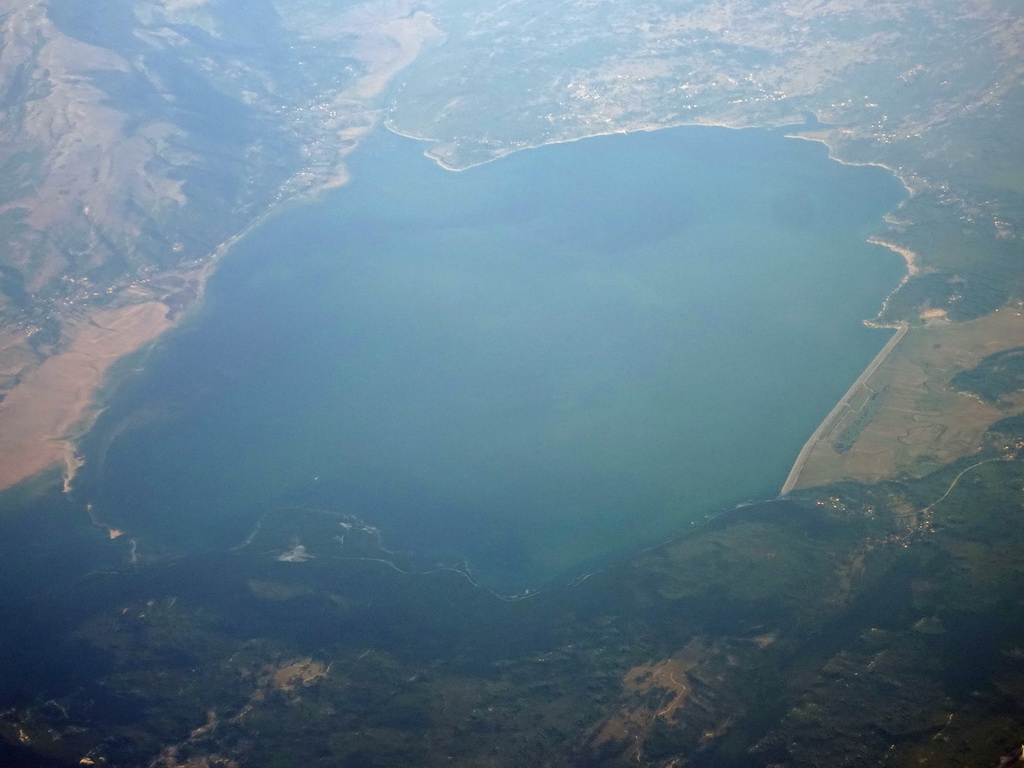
<box><xmin>780</xmin><ymin>322</ymin><xmax>909</xmax><ymax>495</ymax></box>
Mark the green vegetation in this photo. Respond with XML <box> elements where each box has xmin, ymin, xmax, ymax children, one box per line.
<box><xmin>5</xmin><ymin>446</ymin><xmax>1024</xmax><ymax>766</ymax></box>
<box><xmin>951</xmin><ymin>347</ymin><xmax>1024</xmax><ymax>403</ymax></box>
<box><xmin>834</xmin><ymin>386</ymin><xmax>889</xmax><ymax>453</ymax></box>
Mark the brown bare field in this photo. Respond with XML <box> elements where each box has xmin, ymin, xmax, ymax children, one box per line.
<box><xmin>0</xmin><ymin>301</ymin><xmax>172</xmax><ymax>492</ymax></box>
<box><xmin>592</xmin><ymin>642</ymin><xmax>704</xmax><ymax>750</ymax></box>
<box><xmin>271</xmin><ymin>658</ymin><xmax>330</xmax><ymax>691</ymax></box>
<box><xmin>793</xmin><ymin>306</ymin><xmax>1024</xmax><ymax>489</ymax></box>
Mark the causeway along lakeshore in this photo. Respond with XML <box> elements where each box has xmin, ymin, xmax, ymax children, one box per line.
<box><xmin>780</xmin><ymin>323</ymin><xmax>909</xmax><ymax>495</ymax></box>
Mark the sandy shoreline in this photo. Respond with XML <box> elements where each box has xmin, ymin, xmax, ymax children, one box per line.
<box><xmin>385</xmin><ymin>114</ymin><xmax>782</xmax><ymax>173</ymax></box>
<box><xmin>865</xmin><ymin>237</ymin><xmax>920</xmax><ymax>277</ymax></box>
<box><xmin>779</xmin><ymin>323</ymin><xmax>909</xmax><ymax>495</ymax></box>
<box><xmin>0</xmin><ymin>199</ymin><xmax>288</xmax><ymax>497</ymax></box>
<box><xmin>0</xmin><ymin>4</ymin><xmax>439</xmax><ymax>498</ymax></box>
<box><xmin>782</xmin><ymin>130</ymin><xmax>920</xmax><ymax>197</ymax></box>
<box><xmin>0</xmin><ymin>301</ymin><xmax>173</xmax><ymax>492</ymax></box>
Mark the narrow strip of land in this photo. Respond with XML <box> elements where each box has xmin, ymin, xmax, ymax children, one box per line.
<box><xmin>780</xmin><ymin>322</ymin><xmax>908</xmax><ymax>495</ymax></box>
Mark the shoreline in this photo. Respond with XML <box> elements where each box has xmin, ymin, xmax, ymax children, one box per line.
<box><xmin>0</xmin><ymin>196</ymin><xmax>295</xmax><ymax>497</ymax></box>
<box><xmin>0</xmin><ymin>154</ymin><xmax>375</xmax><ymax>498</ymax></box>
<box><xmin>782</xmin><ymin>131</ymin><xmax>920</xmax><ymax>197</ymax></box>
<box><xmin>0</xmin><ymin>2</ymin><xmax>441</xmax><ymax>498</ymax></box>
<box><xmin>387</xmin><ymin>115</ymin><xmax>926</xmax><ymax>499</ymax></box>
<box><xmin>0</xmin><ymin>301</ymin><xmax>175</xmax><ymax>493</ymax></box>
<box><xmin>780</xmin><ymin>322</ymin><xmax>909</xmax><ymax>495</ymax></box>
<box><xmin>866</xmin><ymin>236</ymin><xmax>920</xmax><ymax>277</ymax></box>
<box><xmin>1</xmin><ymin>113</ymin><xmax>920</xmax><ymax>499</ymax></box>
<box><xmin>384</xmin><ymin>114</ymin><xmax>792</xmax><ymax>173</ymax></box>
<box><xmin>386</xmin><ymin>112</ymin><xmax>921</xmax><ymax>205</ymax></box>
<box><xmin>864</xmin><ymin>237</ymin><xmax>922</xmax><ymax>328</ymax></box>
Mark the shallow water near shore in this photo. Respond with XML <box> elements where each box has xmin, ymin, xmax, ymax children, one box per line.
<box><xmin>73</xmin><ymin>125</ymin><xmax>904</xmax><ymax>589</ymax></box>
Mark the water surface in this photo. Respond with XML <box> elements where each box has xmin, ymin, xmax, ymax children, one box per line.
<box><xmin>75</xmin><ymin>126</ymin><xmax>905</xmax><ymax>588</ymax></box>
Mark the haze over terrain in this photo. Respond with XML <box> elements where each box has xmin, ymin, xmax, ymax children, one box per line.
<box><xmin>0</xmin><ymin>0</ymin><xmax>1024</xmax><ymax>766</ymax></box>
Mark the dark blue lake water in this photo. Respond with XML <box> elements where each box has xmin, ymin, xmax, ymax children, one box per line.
<box><xmin>73</xmin><ymin>126</ymin><xmax>905</xmax><ymax>589</ymax></box>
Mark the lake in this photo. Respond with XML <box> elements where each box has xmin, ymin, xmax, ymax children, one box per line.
<box><xmin>72</xmin><ymin>125</ymin><xmax>905</xmax><ymax>589</ymax></box>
